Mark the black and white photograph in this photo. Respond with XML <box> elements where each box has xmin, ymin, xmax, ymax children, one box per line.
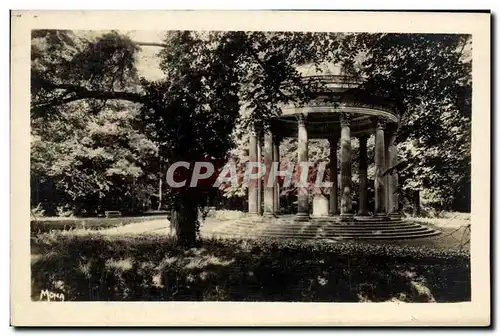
<box><xmin>10</xmin><ymin>10</ymin><xmax>490</xmax><ymax>326</ymax></box>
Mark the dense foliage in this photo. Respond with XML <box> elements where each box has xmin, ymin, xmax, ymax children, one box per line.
<box><xmin>31</xmin><ymin>101</ymin><xmax>159</xmax><ymax>216</ymax></box>
<box><xmin>338</xmin><ymin>33</ymin><xmax>472</xmax><ymax>212</ymax></box>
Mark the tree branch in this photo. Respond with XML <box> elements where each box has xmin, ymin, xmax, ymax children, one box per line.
<box><xmin>135</xmin><ymin>41</ymin><xmax>169</xmax><ymax>48</ymax></box>
<box><xmin>31</xmin><ymin>84</ymin><xmax>151</xmax><ymax>114</ymax></box>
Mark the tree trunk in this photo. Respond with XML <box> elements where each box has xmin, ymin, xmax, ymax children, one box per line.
<box><xmin>170</xmin><ymin>201</ymin><xmax>198</xmax><ymax>247</ymax></box>
<box><xmin>157</xmin><ymin>171</ymin><xmax>163</xmax><ymax>211</ymax></box>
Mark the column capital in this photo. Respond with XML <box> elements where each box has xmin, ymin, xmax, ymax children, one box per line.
<box><xmin>263</xmin><ymin>128</ymin><xmax>273</xmax><ymax>136</ymax></box>
<box><xmin>339</xmin><ymin>113</ymin><xmax>352</xmax><ymax>127</ymax></box>
<box><xmin>297</xmin><ymin>114</ymin><xmax>307</xmax><ymax>126</ymax></box>
<box><xmin>255</xmin><ymin>122</ymin><xmax>267</xmax><ymax>137</ymax></box>
<box><xmin>248</xmin><ymin>123</ymin><xmax>258</xmax><ymax>136</ymax></box>
<box><xmin>375</xmin><ymin>117</ymin><xmax>387</xmax><ymax>130</ymax></box>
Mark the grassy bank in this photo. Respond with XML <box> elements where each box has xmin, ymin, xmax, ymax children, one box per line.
<box><xmin>30</xmin><ymin>215</ymin><xmax>170</xmax><ymax>234</ymax></box>
<box><xmin>31</xmin><ymin>233</ymin><xmax>470</xmax><ymax>302</ymax></box>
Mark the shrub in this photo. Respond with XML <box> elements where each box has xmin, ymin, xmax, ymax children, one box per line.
<box><xmin>31</xmin><ymin>234</ymin><xmax>470</xmax><ymax>302</ymax></box>
<box><xmin>56</xmin><ymin>204</ymin><xmax>75</xmax><ymax>218</ymax></box>
<box><xmin>30</xmin><ymin>203</ymin><xmax>46</xmax><ymax>218</ymax></box>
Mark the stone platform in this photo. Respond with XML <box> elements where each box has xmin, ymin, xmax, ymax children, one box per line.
<box><xmin>208</xmin><ymin>215</ymin><xmax>441</xmax><ymax>241</ymax></box>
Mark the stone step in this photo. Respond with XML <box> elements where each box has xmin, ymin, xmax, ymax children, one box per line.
<box><xmin>234</xmin><ymin>217</ymin><xmax>407</xmax><ymax>223</ymax></box>
<box><xmin>240</xmin><ymin>227</ymin><xmax>431</xmax><ymax>235</ymax></box>
<box><xmin>241</xmin><ymin>216</ymin><xmax>406</xmax><ymax>224</ymax></box>
<box><xmin>312</xmin><ymin>217</ymin><xmax>399</xmax><ymax>222</ymax></box>
<box><xmin>222</xmin><ymin>223</ymin><xmax>426</xmax><ymax>232</ymax></box>
<box><xmin>327</xmin><ymin>224</ymin><xmax>423</xmax><ymax>230</ymax></box>
<box><xmin>225</xmin><ymin>222</ymin><xmax>417</xmax><ymax>230</ymax></box>
<box><xmin>235</xmin><ymin>219</ymin><xmax>407</xmax><ymax>225</ymax></box>
<box><xmin>237</xmin><ymin>218</ymin><xmax>408</xmax><ymax>225</ymax></box>
<box><xmin>244</xmin><ymin>215</ymin><xmax>403</xmax><ymax>223</ymax></box>
<box><xmin>212</xmin><ymin>230</ymin><xmax>441</xmax><ymax>240</ymax></box>
<box><xmin>225</xmin><ymin>228</ymin><xmax>433</xmax><ymax>236</ymax></box>
<box><xmin>207</xmin><ymin>216</ymin><xmax>440</xmax><ymax>241</ymax></box>
<box><xmin>220</xmin><ymin>227</ymin><xmax>437</xmax><ymax>237</ymax></box>
<box><xmin>322</xmin><ymin>221</ymin><xmax>407</xmax><ymax>225</ymax></box>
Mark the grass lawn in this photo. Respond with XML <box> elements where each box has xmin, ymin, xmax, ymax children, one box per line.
<box><xmin>30</xmin><ymin>214</ymin><xmax>171</xmax><ymax>234</ymax></box>
<box><xmin>31</xmin><ymin>232</ymin><xmax>470</xmax><ymax>302</ymax></box>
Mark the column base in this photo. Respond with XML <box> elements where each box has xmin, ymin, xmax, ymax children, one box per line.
<box><xmin>356</xmin><ymin>211</ymin><xmax>370</xmax><ymax>217</ymax></box>
<box><xmin>248</xmin><ymin>212</ymin><xmax>260</xmax><ymax>217</ymax></box>
<box><xmin>263</xmin><ymin>212</ymin><xmax>276</xmax><ymax>218</ymax></box>
<box><xmin>339</xmin><ymin>213</ymin><xmax>354</xmax><ymax>222</ymax></box>
<box><xmin>389</xmin><ymin>212</ymin><xmax>401</xmax><ymax>220</ymax></box>
<box><xmin>328</xmin><ymin>212</ymin><xmax>338</xmax><ymax>217</ymax></box>
<box><xmin>295</xmin><ymin>213</ymin><xmax>310</xmax><ymax>222</ymax></box>
<box><xmin>374</xmin><ymin>213</ymin><xmax>389</xmax><ymax>220</ymax></box>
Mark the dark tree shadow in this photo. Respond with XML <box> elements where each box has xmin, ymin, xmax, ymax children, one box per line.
<box><xmin>31</xmin><ymin>234</ymin><xmax>471</xmax><ymax>302</ymax></box>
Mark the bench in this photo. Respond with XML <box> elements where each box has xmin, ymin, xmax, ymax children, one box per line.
<box><xmin>104</xmin><ymin>211</ymin><xmax>122</xmax><ymax>218</ymax></box>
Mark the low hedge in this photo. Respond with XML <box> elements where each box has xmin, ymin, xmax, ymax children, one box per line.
<box><xmin>30</xmin><ymin>215</ymin><xmax>170</xmax><ymax>234</ymax></box>
<box><xmin>31</xmin><ymin>234</ymin><xmax>470</xmax><ymax>302</ymax></box>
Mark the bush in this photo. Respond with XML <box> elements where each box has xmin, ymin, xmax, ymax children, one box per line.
<box><xmin>30</xmin><ymin>203</ymin><xmax>46</xmax><ymax>218</ymax></box>
<box><xmin>31</xmin><ymin>234</ymin><xmax>470</xmax><ymax>302</ymax></box>
<box><xmin>56</xmin><ymin>204</ymin><xmax>75</xmax><ymax>218</ymax></box>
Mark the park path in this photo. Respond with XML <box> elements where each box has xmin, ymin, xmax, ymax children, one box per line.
<box><xmin>96</xmin><ymin>219</ymin><xmax>168</xmax><ymax>235</ymax></box>
<box><xmin>95</xmin><ymin>217</ymin><xmax>235</xmax><ymax>236</ymax></box>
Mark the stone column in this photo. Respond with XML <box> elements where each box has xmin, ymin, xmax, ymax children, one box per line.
<box><xmin>339</xmin><ymin>113</ymin><xmax>353</xmax><ymax>220</ymax></box>
<box><xmin>263</xmin><ymin>130</ymin><xmax>275</xmax><ymax>216</ymax></box>
<box><xmin>357</xmin><ymin>134</ymin><xmax>369</xmax><ymax>216</ymax></box>
<box><xmin>257</xmin><ymin>134</ymin><xmax>262</xmax><ymax>215</ymax></box>
<box><xmin>374</xmin><ymin>119</ymin><xmax>387</xmax><ymax>218</ymax></box>
<box><xmin>392</xmin><ymin>174</ymin><xmax>401</xmax><ymax>219</ymax></box>
<box><xmin>385</xmin><ymin>131</ymin><xmax>394</xmax><ymax>215</ymax></box>
<box><xmin>328</xmin><ymin>137</ymin><xmax>339</xmax><ymax>216</ymax></box>
<box><xmin>387</xmin><ymin>132</ymin><xmax>400</xmax><ymax>219</ymax></box>
<box><xmin>248</xmin><ymin>127</ymin><xmax>259</xmax><ymax>215</ymax></box>
<box><xmin>296</xmin><ymin>114</ymin><xmax>310</xmax><ymax>221</ymax></box>
<box><xmin>273</xmin><ymin>137</ymin><xmax>281</xmax><ymax>215</ymax></box>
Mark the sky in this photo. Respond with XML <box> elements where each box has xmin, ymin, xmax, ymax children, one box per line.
<box><xmin>77</xmin><ymin>30</ymin><xmax>166</xmax><ymax>80</ymax></box>
<box><xmin>126</xmin><ymin>30</ymin><xmax>165</xmax><ymax>81</ymax></box>
<box><xmin>124</xmin><ymin>30</ymin><xmax>343</xmax><ymax>80</ymax></box>
<box><xmin>87</xmin><ymin>30</ymin><xmax>472</xmax><ymax>82</ymax></box>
